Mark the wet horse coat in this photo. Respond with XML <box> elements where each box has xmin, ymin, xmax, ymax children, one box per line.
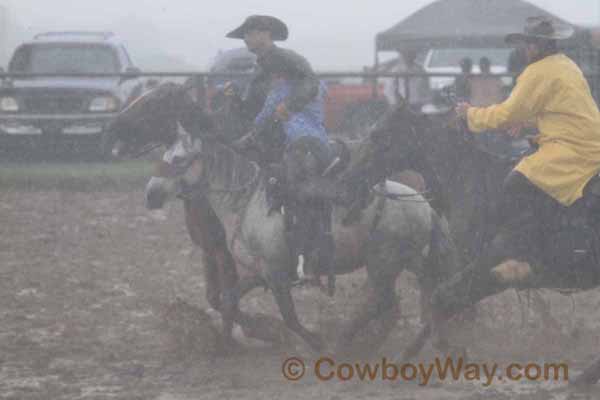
<box><xmin>109</xmin><ymin>82</ymin><xmax>459</xmax><ymax>353</ymax></box>
<box><xmin>145</xmin><ymin>132</ymin><xmax>458</xmax><ymax>353</ymax></box>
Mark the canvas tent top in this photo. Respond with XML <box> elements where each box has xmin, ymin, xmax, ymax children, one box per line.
<box><xmin>376</xmin><ymin>0</ymin><xmax>585</xmax><ymax>54</ymax></box>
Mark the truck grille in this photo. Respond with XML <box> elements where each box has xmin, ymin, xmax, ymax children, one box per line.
<box><xmin>23</xmin><ymin>95</ymin><xmax>86</xmax><ymax>114</ymax></box>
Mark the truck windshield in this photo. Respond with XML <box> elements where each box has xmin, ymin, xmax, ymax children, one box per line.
<box><xmin>9</xmin><ymin>43</ymin><xmax>119</xmax><ymax>74</ymax></box>
<box><xmin>428</xmin><ymin>48</ymin><xmax>512</xmax><ymax>68</ymax></box>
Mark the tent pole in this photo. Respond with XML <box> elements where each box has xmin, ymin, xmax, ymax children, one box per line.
<box><xmin>372</xmin><ymin>39</ymin><xmax>380</xmax><ymax>99</ymax></box>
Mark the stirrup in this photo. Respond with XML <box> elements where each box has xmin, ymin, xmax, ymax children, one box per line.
<box><xmin>296</xmin><ymin>254</ymin><xmax>306</xmax><ymax>280</ymax></box>
<box><xmin>292</xmin><ymin>254</ymin><xmax>317</xmax><ymax>286</ymax></box>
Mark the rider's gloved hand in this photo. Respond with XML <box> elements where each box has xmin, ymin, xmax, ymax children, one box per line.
<box><xmin>222</xmin><ymin>81</ymin><xmax>237</xmax><ymax>97</ymax></box>
<box><xmin>274</xmin><ymin>103</ymin><xmax>290</xmax><ymax>121</ymax></box>
<box><xmin>455</xmin><ymin>102</ymin><xmax>471</xmax><ymax>119</ymax></box>
<box><xmin>507</xmin><ymin>123</ymin><xmax>524</xmax><ymax>138</ymax></box>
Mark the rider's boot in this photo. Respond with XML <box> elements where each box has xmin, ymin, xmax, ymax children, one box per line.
<box><xmin>288</xmin><ymin>204</ymin><xmax>320</xmax><ymax>285</ymax></box>
<box><xmin>317</xmin><ymin>203</ymin><xmax>335</xmax><ymax>296</ymax></box>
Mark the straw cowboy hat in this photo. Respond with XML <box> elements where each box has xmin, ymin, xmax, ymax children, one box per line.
<box><xmin>505</xmin><ymin>16</ymin><xmax>574</xmax><ymax>44</ymax></box>
<box><xmin>226</xmin><ymin>15</ymin><xmax>288</xmax><ymax>41</ymax></box>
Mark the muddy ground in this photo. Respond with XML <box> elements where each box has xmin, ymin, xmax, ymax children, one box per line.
<box><xmin>2</xmin><ymin>188</ymin><xmax>600</xmax><ymax>399</ymax></box>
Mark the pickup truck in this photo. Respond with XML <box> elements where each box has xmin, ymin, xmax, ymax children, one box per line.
<box><xmin>0</xmin><ymin>31</ymin><xmax>145</xmax><ymax>160</ymax></box>
<box><xmin>421</xmin><ymin>47</ymin><xmax>513</xmax><ymax>91</ymax></box>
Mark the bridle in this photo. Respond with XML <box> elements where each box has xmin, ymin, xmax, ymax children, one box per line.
<box><xmin>131</xmin><ymin>142</ymin><xmax>163</xmax><ymax>159</ymax></box>
<box><xmin>154</xmin><ymin>142</ymin><xmax>261</xmax><ymax>202</ymax></box>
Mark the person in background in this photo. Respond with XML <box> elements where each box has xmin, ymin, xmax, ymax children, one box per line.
<box><xmin>469</xmin><ymin>57</ymin><xmax>505</xmax><ymax>107</ymax></box>
<box><xmin>454</xmin><ymin>57</ymin><xmax>473</xmax><ymax>100</ymax></box>
<box><xmin>508</xmin><ymin>46</ymin><xmax>529</xmax><ymax>82</ymax></box>
<box><xmin>468</xmin><ymin>56</ymin><xmax>511</xmax><ymax>155</ymax></box>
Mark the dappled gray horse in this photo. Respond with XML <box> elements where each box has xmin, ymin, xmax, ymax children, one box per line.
<box><xmin>144</xmin><ymin>127</ymin><xmax>458</xmax><ymax>353</ymax></box>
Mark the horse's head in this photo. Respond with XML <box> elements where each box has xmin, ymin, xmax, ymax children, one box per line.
<box><xmin>342</xmin><ymin>98</ymin><xmax>429</xmax><ymax>186</ymax></box>
<box><xmin>107</xmin><ymin>82</ymin><xmax>207</xmax><ymax>158</ymax></box>
<box><xmin>144</xmin><ymin>127</ymin><xmax>259</xmax><ymax>211</ymax></box>
<box><xmin>144</xmin><ymin>129</ymin><xmax>205</xmax><ymax>210</ymax></box>
<box><xmin>371</xmin><ymin>98</ymin><xmax>430</xmax><ymax>165</ymax></box>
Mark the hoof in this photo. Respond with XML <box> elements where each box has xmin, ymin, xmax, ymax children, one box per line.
<box><xmin>291</xmin><ymin>275</ymin><xmax>320</xmax><ymax>288</ymax></box>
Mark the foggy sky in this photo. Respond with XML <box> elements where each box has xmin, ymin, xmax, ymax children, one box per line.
<box><xmin>3</xmin><ymin>0</ymin><xmax>600</xmax><ymax>69</ymax></box>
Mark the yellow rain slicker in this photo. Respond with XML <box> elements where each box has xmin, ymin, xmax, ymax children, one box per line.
<box><xmin>467</xmin><ymin>53</ymin><xmax>600</xmax><ymax>206</ymax></box>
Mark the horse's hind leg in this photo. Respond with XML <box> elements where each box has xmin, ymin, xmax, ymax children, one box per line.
<box><xmin>269</xmin><ymin>271</ymin><xmax>323</xmax><ymax>352</ymax></box>
<box><xmin>401</xmin><ymin>263</ymin><xmax>503</xmax><ymax>362</ymax></box>
<box><xmin>335</xmin><ymin>263</ymin><xmax>401</xmax><ymax>357</ymax></box>
<box><xmin>425</xmin><ymin>232</ymin><xmax>522</xmax><ymax>356</ymax></box>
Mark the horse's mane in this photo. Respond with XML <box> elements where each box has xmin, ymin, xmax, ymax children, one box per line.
<box><xmin>347</xmin><ymin>103</ymin><xmax>453</xmax><ymax>218</ymax></box>
<box><xmin>110</xmin><ymin>82</ymin><xmax>215</xmax><ymax>147</ymax></box>
<box><xmin>201</xmin><ymin>139</ymin><xmax>261</xmax><ymax>197</ymax></box>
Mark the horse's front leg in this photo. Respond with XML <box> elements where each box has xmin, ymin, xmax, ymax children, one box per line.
<box><xmin>268</xmin><ymin>270</ymin><xmax>323</xmax><ymax>352</ymax></box>
<box><xmin>184</xmin><ymin>198</ymin><xmax>239</xmax><ymax>347</ymax></box>
<box><xmin>229</xmin><ymin>274</ymin><xmax>291</xmax><ymax>346</ymax></box>
<box><xmin>214</xmin><ymin>245</ymin><xmax>241</xmax><ymax>349</ymax></box>
<box><xmin>409</xmin><ymin>233</ymin><xmax>523</xmax><ymax>360</ymax></box>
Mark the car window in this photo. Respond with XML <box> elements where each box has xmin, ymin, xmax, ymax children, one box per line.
<box><xmin>414</xmin><ymin>51</ymin><xmax>427</xmax><ymax>67</ymax></box>
<box><xmin>427</xmin><ymin>48</ymin><xmax>512</xmax><ymax>68</ymax></box>
<box><xmin>9</xmin><ymin>43</ymin><xmax>120</xmax><ymax>74</ymax></box>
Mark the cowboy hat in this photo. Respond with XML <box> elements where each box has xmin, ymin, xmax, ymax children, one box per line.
<box><xmin>505</xmin><ymin>16</ymin><xmax>574</xmax><ymax>44</ymax></box>
<box><xmin>226</xmin><ymin>15</ymin><xmax>288</xmax><ymax>41</ymax></box>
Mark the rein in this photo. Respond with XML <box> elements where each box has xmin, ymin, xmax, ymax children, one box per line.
<box><xmin>204</xmin><ymin>157</ymin><xmax>261</xmax><ymax>195</ymax></box>
<box><xmin>176</xmin><ymin>150</ymin><xmax>261</xmax><ymax>201</ymax></box>
<box><xmin>132</xmin><ymin>142</ymin><xmax>163</xmax><ymax>159</ymax></box>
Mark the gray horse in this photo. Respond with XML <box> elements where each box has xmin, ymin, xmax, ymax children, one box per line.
<box><xmin>144</xmin><ymin>124</ymin><xmax>458</xmax><ymax>353</ymax></box>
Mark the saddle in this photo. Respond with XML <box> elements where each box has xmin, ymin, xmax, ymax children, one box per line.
<box><xmin>264</xmin><ymin>139</ymin><xmax>351</xmax><ymax>212</ymax></box>
<box><xmin>262</xmin><ymin>139</ymin><xmax>351</xmax><ymax>294</ymax></box>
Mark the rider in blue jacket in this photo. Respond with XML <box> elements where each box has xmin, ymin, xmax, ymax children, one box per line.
<box><xmin>227</xmin><ymin>15</ymin><xmax>335</xmax><ymax>289</ymax></box>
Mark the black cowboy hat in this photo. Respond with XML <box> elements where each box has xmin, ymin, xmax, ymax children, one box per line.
<box><xmin>226</xmin><ymin>15</ymin><xmax>288</xmax><ymax>41</ymax></box>
<box><xmin>505</xmin><ymin>16</ymin><xmax>574</xmax><ymax>44</ymax></box>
